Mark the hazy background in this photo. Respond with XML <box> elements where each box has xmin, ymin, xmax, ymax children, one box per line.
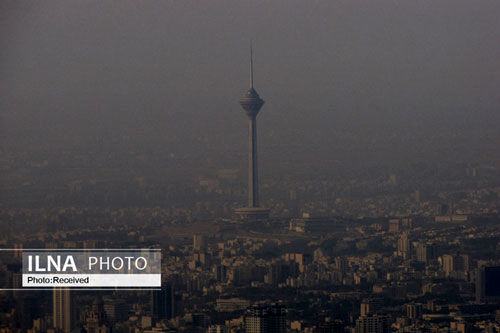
<box><xmin>1</xmin><ymin>0</ymin><xmax>500</xmax><ymax>183</ymax></box>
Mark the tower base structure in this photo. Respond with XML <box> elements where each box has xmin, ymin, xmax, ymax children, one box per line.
<box><xmin>233</xmin><ymin>207</ymin><xmax>270</xmax><ymax>221</ymax></box>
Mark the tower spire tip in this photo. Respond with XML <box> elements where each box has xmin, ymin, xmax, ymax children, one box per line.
<box><xmin>250</xmin><ymin>41</ymin><xmax>254</xmax><ymax>88</ymax></box>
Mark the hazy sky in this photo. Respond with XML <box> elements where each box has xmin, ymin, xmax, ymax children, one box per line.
<box><xmin>1</xmin><ymin>0</ymin><xmax>499</xmax><ymax>171</ymax></box>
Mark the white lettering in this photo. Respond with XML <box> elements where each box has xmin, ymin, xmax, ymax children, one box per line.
<box><xmin>88</xmin><ymin>257</ymin><xmax>98</xmax><ymax>269</ymax></box>
<box><xmin>62</xmin><ymin>256</ymin><xmax>77</xmax><ymax>272</ymax></box>
<box><xmin>136</xmin><ymin>257</ymin><xmax>147</xmax><ymax>270</ymax></box>
<box><xmin>35</xmin><ymin>256</ymin><xmax>45</xmax><ymax>272</ymax></box>
<box><xmin>100</xmin><ymin>257</ymin><xmax>110</xmax><ymax>270</ymax></box>
<box><xmin>29</xmin><ymin>255</ymin><xmax>77</xmax><ymax>272</ymax></box>
<box><xmin>124</xmin><ymin>256</ymin><xmax>134</xmax><ymax>270</ymax></box>
<box><xmin>47</xmin><ymin>255</ymin><xmax>60</xmax><ymax>272</ymax></box>
<box><xmin>111</xmin><ymin>257</ymin><xmax>123</xmax><ymax>270</ymax></box>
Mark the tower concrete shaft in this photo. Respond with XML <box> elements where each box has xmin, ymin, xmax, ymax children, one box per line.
<box><xmin>248</xmin><ymin>115</ymin><xmax>258</xmax><ymax>207</ymax></box>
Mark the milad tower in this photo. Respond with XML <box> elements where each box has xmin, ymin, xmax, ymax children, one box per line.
<box><xmin>234</xmin><ymin>44</ymin><xmax>270</xmax><ymax>220</ymax></box>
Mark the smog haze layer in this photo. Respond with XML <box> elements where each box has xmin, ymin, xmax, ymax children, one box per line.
<box><xmin>1</xmin><ymin>0</ymin><xmax>499</xmax><ymax>201</ymax></box>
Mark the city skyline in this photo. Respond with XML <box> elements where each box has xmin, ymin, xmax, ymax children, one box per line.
<box><xmin>1</xmin><ymin>1</ymin><xmax>500</xmax><ymax>332</ymax></box>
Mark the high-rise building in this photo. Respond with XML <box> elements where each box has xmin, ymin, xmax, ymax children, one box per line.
<box><xmin>234</xmin><ymin>44</ymin><xmax>270</xmax><ymax>221</ymax></box>
<box><xmin>244</xmin><ymin>304</ymin><xmax>286</xmax><ymax>333</ymax></box>
<box><xmin>443</xmin><ymin>254</ymin><xmax>469</xmax><ymax>278</ymax></box>
<box><xmin>53</xmin><ymin>288</ymin><xmax>73</xmax><ymax>333</ymax></box>
<box><xmin>442</xmin><ymin>254</ymin><xmax>454</xmax><ymax>276</ymax></box>
<box><xmin>388</xmin><ymin>219</ymin><xmax>401</xmax><ymax>233</ymax></box>
<box><xmin>405</xmin><ymin>303</ymin><xmax>423</xmax><ymax>320</ymax></box>
<box><xmin>151</xmin><ymin>284</ymin><xmax>175</xmax><ymax>323</ymax></box>
<box><xmin>360</xmin><ymin>298</ymin><xmax>383</xmax><ymax>317</ymax></box>
<box><xmin>193</xmin><ymin>234</ymin><xmax>206</xmax><ymax>252</ymax></box>
<box><xmin>476</xmin><ymin>266</ymin><xmax>500</xmax><ymax>303</ymax></box>
<box><xmin>355</xmin><ymin>315</ymin><xmax>390</xmax><ymax>333</ymax></box>
<box><xmin>397</xmin><ymin>232</ymin><xmax>410</xmax><ymax>259</ymax></box>
<box><xmin>416</xmin><ymin>243</ymin><xmax>435</xmax><ymax>264</ymax></box>
<box><xmin>414</xmin><ymin>190</ymin><xmax>420</xmax><ymax>203</ymax></box>
<box><xmin>13</xmin><ymin>243</ymin><xmax>23</xmax><ymax>259</ymax></box>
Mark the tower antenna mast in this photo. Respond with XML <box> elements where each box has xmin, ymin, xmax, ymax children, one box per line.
<box><xmin>250</xmin><ymin>41</ymin><xmax>254</xmax><ymax>88</ymax></box>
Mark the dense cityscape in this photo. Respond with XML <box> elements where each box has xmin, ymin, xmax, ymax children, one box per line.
<box><xmin>1</xmin><ymin>156</ymin><xmax>500</xmax><ymax>332</ymax></box>
<box><xmin>2</xmin><ymin>1</ymin><xmax>500</xmax><ymax>332</ymax></box>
